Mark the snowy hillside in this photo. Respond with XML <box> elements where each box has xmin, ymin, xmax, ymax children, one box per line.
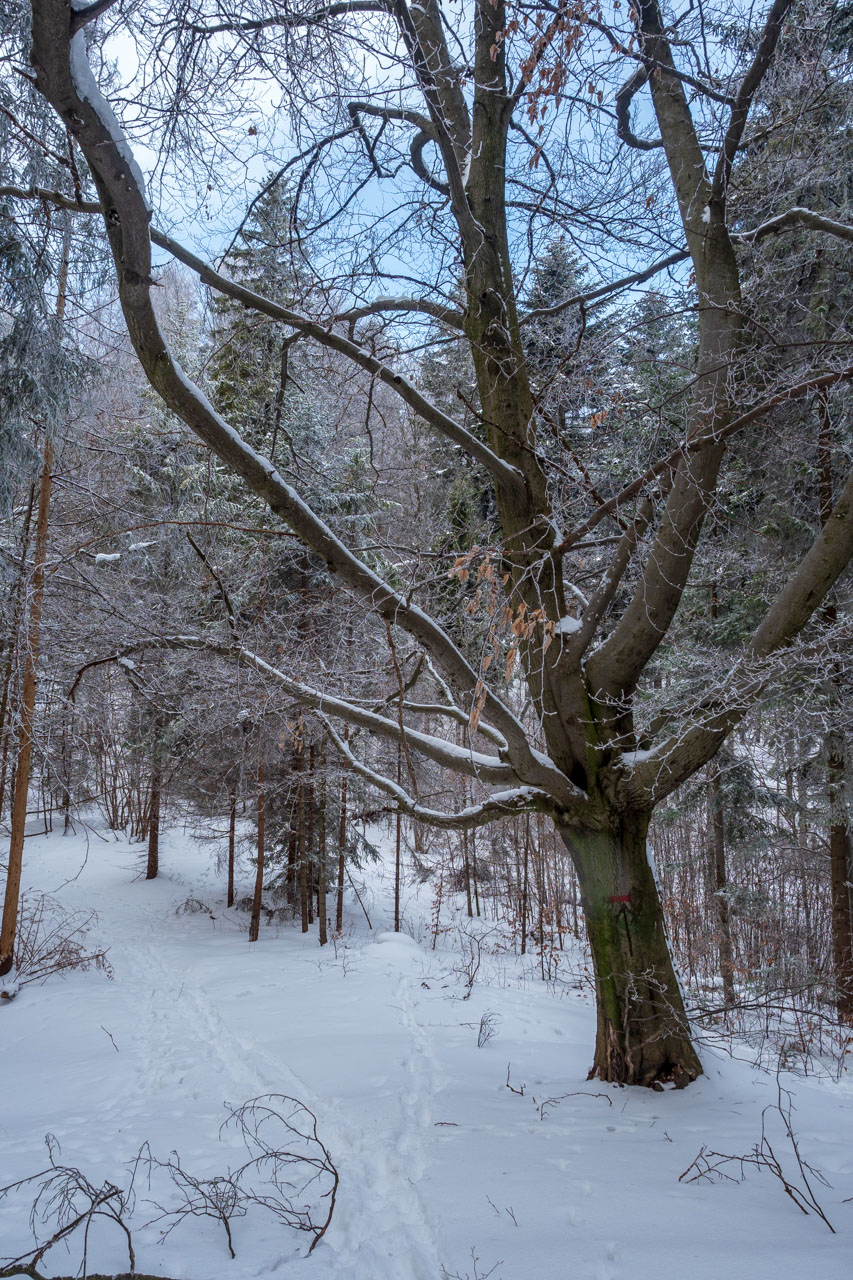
<box><xmin>2</xmin><ymin>821</ymin><xmax>852</xmax><ymax>1280</ymax></box>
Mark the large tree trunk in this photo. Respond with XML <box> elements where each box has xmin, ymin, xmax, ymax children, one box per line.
<box><xmin>561</xmin><ymin>808</ymin><xmax>701</xmax><ymax>1088</ymax></box>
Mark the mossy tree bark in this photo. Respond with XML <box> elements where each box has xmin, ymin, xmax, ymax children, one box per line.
<box><xmin>561</xmin><ymin>809</ymin><xmax>701</xmax><ymax>1088</ymax></box>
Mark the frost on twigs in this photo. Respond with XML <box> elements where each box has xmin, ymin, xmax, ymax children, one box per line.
<box><xmin>0</xmin><ymin>1095</ymin><xmax>338</xmax><ymax>1278</ymax></box>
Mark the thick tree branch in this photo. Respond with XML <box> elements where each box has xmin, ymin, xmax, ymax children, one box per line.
<box><xmin>71</xmin><ymin>635</ymin><xmax>525</xmax><ymax>787</ymax></box>
<box><xmin>416</xmin><ymin>656</ymin><xmax>507</xmax><ymax>748</ymax></box>
<box><xmin>332</xmin><ymin>295</ymin><xmax>465</xmax><ymax>329</ymax></box>
<box><xmin>637</xmin><ymin>0</ymin><xmax>711</xmax><ymax>237</ymax></box>
<box><xmin>319</xmin><ymin>716</ymin><xmax>558</xmax><ymax>829</ymax></box>
<box><xmin>735</xmin><ymin>206</ymin><xmax>853</xmax><ymax>245</ymax></box>
<box><xmin>390</xmin><ymin>0</ymin><xmax>475</xmax><ymax>237</ymax></box>
<box><xmin>69</xmin><ymin>0</ymin><xmax>120</xmax><ymax>35</ymax></box>
<box><xmin>581</xmin><ymin>0</ymin><xmax>813</xmax><ymax>708</ymax></box>
<box><xmin>615</xmin><ymin>67</ymin><xmax>663</xmax><ymax>151</ymax></box>
<box><xmin>153</xmin><ymin>230</ymin><xmax>521</xmax><ymax>492</ymax></box>
<box><xmin>519</xmin><ymin>249</ymin><xmax>689</xmax><ymax>326</ymax></box>
<box><xmin>568</xmin><ymin>493</ymin><xmax>659</xmax><ymax>657</ymax></box>
<box><xmin>630</xmin><ymin>465</ymin><xmax>853</xmax><ymax>802</ymax></box>
<box><xmin>394</xmin><ymin>700</ymin><xmax>505</xmax><ymax>748</ymax></box>
<box><xmin>712</xmin><ymin>0</ymin><xmax>794</xmax><ymax>198</ymax></box>
<box><xmin>409</xmin><ymin>128</ymin><xmax>450</xmax><ymax>195</ymax></box>
<box><xmin>0</xmin><ymin>185</ymin><xmax>467</xmax><ymax>338</ymax></box>
<box><xmin>0</xmin><ymin>185</ymin><xmax>511</xmax><ymax>486</ymax></box>
<box><xmin>558</xmin><ymin>363</ymin><xmax>853</xmax><ymax>551</ymax></box>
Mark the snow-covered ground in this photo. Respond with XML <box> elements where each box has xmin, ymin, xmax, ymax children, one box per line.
<box><xmin>2</xmin><ymin>818</ymin><xmax>852</xmax><ymax>1279</ymax></box>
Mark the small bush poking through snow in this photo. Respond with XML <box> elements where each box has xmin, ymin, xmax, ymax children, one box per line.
<box><xmin>175</xmin><ymin>896</ymin><xmax>216</xmax><ymax>919</ymax></box>
<box><xmin>3</xmin><ymin>895</ymin><xmax>111</xmax><ymax>998</ymax></box>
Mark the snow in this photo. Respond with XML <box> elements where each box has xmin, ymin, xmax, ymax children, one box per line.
<box><xmin>93</xmin><ymin>551</ymin><xmax>121</xmax><ymax>564</ymax></box>
<box><xmin>554</xmin><ymin>614</ymin><xmax>582</xmax><ymax>635</ymax></box>
<box><xmin>69</xmin><ymin>32</ymin><xmax>151</xmax><ymax>210</ymax></box>
<box><xmin>2</xmin><ymin>821</ymin><xmax>852</xmax><ymax>1279</ymax></box>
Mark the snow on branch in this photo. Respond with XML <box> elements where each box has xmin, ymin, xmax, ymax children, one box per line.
<box><xmin>318</xmin><ymin>715</ymin><xmax>557</xmax><ymax>830</ymax></box>
<box><xmin>68</xmin><ymin>636</ymin><xmax>528</xmax><ymax>790</ymax></box>
<box><xmin>734</xmin><ymin>206</ymin><xmax>853</xmax><ymax>245</ymax></box>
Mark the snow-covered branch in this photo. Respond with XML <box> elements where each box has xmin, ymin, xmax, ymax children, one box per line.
<box><xmin>71</xmin><ymin>635</ymin><xmax>533</xmax><ymax>790</ymax></box>
<box><xmin>150</xmin><ymin>232</ymin><xmax>521</xmax><ymax>493</ymax></box>
<box><xmin>319</xmin><ymin>715</ymin><xmax>557</xmax><ymax>830</ymax></box>
<box><xmin>734</xmin><ymin>206</ymin><xmax>853</xmax><ymax>245</ymax></box>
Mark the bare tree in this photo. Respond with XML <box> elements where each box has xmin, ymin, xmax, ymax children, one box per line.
<box><xmin>18</xmin><ymin>0</ymin><xmax>853</xmax><ymax>1086</ymax></box>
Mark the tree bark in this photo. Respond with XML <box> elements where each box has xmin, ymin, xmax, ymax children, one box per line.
<box><xmin>306</xmin><ymin>743</ymin><xmax>315</xmax><ymax>926</ymax></box>
<box><xmin>248</xmin><ymin>759</ymin><xmax>265</xmax><ymax>943</ymax></box>
<box><xmin>817</xmin><ymin>393</ymin><xmax>853</xmax><ymax>1021</ymax></box>
<box><xmin>562</xmin><ymin>808</ymin><xmax>701</xmax><ymax>1087</ymax></box>
<box><xmin>298</xmin><ymin>779</ymin><xmax>309</xmax><ymax>934</ymax></box>
<box><xmin>227</xmin><ymin>789</ymin><xmax>236</xmax><ymax>908</ymax></box>
<box><xmin>336</xmin><ymin>726</ymin><xmax>348</xmax><ymax>933</ymax></box>
<box><xmin>0</xmin><ymin>482</ymin><xmax>36</xmax><ymax>821</ymax></box>
<box><xmin>317</xmin><ymin>763</ymin><xmax>328</xmax><ymax>946</ymax></box>
<box><xmin>462</xmin><ymin>826</ymin><xmax>473</xmax><ymax>919</ymax></box>
<box><xmin>828</xmin><ymin>740</ymin><xmax>853</xmax><ymax>1023</ymax></box>
<box><xmin>146</xmin><ymin>765</ymin><xmax>161</xmax><ymax>880</ymax></box>
<box><xmin>0</xmin><ymin>439</ymin><xmax>53</xmax><ymax>978</ymax></box>
<box><xmin>520</xmin><ymin>821</ymin><xmax>529</xmax><ymax>956</ymax></box>
<box><xmin>708</xmin><ymin>768</ymin><xmax>736</xmax><ymax>1006</ymax></box>
<box><xmin>394</xmin><ymin>745</ymin><xmax>402</xmax><ymax>932</ymax></box>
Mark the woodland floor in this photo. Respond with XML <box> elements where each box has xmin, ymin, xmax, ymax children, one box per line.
<box><xmin>2</xmin><ymin>817</ymin><xmax>853</xmax><ymax>1279</ymax></box>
